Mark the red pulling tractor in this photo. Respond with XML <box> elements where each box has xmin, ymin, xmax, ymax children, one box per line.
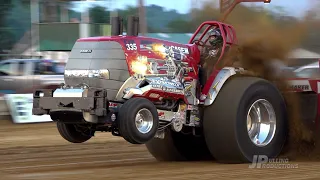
<box><xmin>33</xmin><ymin>0</ymin><xmax>319</xmax><ymax>163</ymax></box>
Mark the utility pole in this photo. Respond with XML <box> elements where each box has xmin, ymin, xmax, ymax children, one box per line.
<box><xmin>109</xmin><ymin>0</ymin><xmax>118</xmax><ymax>23</ymax></box>
<box><xmin>138</xmin><ymin>0</ymin><xmax>147</xmax><ymax>35</ymax></box>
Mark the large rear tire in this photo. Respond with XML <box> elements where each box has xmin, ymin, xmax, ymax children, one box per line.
<box><xmin>145</xmin><ymin>128</ymin><xmax>213</xmax><ymax>161</ymax></box>
<box><xmin>57</xmin><ymin>122</ymin><xmax>92</xmax><ymax>143</ymax></box>
<box><xmin>203</xmin><ymin>76</ymin><xmax>288</xmax><ymax>163</ymax></box>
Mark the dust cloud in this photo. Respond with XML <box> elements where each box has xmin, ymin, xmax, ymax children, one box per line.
<box><xmin>221</xmin><ymin>9</ymin><xmax>319</xmax><ymax>160</ymax></box>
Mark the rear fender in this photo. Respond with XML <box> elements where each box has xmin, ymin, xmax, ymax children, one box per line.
<box><xmin>203</xmin><ymin>67</ymin><xmax>239</xmax><ymax>106</ymax></box>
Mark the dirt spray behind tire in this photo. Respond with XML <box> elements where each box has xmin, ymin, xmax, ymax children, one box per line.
<box><xmin>220</xmin><ymin>11</ymin><xmax>318</xmax><ymax>160</ymax></box>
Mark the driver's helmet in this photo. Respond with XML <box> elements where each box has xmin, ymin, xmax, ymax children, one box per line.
<box><xmin>208</xmin><ymin>28</ymin><xmax>223</xmax><ymax>48</ymax></box>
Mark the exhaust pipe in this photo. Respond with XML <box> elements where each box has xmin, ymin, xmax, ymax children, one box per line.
<box><xmin>111</xmin><ymin>16</ymin><xmax>123</xmax><ymax>36</ymax></box>
<box><xmin>127</xmin><ymin>16</ymin><xmax>139</xmax><ymax>36</ymax></box>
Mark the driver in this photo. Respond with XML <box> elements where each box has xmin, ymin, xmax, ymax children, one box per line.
<box><xmin>200</xmin><ymin>28</ymin><xmax>223</xmax><ymax>76</ymax></box>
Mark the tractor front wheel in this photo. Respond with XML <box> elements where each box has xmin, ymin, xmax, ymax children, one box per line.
<box><xmin>118</xmin><ymin>98</ymin><xmax>159</xmax><ymax>144</ymax></box>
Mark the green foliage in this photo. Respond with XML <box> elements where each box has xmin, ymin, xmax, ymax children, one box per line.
<box><xmin>0</xmin><ymin>0</ymin><xmax>31</xmax><ymax>52</ymax></box>
<box><xmin>69</xmin><ymin>9</ymin><xmax>81</xmax><ymax>20</ymax></box>
<box><xmin>0</xmin><ymin>0</ymin><xmax>14</xmax><ymax>52</ymax></box>
<box><xmin>0</xmin><ymin>28</ymin><xmax>15</xmax><ymax>50</ymax></box>
<box><xmin>117</xmin><ymin>5</ymin><xmax>139</xmax><ymax>18</ymax></box>
<box><xmin>89</xmin><ymin>5</ymin><xmax>110</xmax><ymax>23</ymax></box>
<box><xmin>5</xmin><ymin>0</ymin><xmax>30</xmax><ymax>40</ymax></box>
<box><xmin>145</xmin><ymin>5</ymin><xmax>189</xmax><ymax>32</ymax></box>
<box><xmin>115</xmin><ymin>4</ymin><xmax>190</xmax><ymax>33</ymax></box>
<box><xmin>167</xmin><ymin>19</ymin><xmax>193</xmax><ymax>33</ymax></box>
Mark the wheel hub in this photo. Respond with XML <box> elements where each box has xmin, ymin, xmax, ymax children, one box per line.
<box><xmin>135</xmin><ymin>108</ymin><xmax>154</xmax><ymax>134</ymax></box>
<box><xmin>246</xmin><ymin>99</ymin><xmax>276</xmax><ymax>147</ymax></box>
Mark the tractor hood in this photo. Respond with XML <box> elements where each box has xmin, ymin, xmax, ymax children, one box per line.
<box><xmin>64</xmin><ymin>35</ymin><xmax>200</xmax><ymax>100</ymax></box>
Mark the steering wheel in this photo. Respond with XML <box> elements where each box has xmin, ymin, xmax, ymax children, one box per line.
<box><xmin>192</xmin><ymin>39</ymin><xmax>213</xmax><ymax>49</ymax></box>
<box><xmin>192</xmin><ymin>40</ymin><xmax>205</xmax><ymax>46</ymax></box>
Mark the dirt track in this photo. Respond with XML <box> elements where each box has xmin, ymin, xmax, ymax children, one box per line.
<box><xmin>1</xmin><ymin>120</ymin><xmax>320</xmax><ymax>180</ymax></box>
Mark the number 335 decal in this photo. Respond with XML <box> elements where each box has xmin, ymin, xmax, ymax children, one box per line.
<box><xmin>126</xmin><ymin>43</ymin><xmax>137</xmax><ymax>50</ymax></box>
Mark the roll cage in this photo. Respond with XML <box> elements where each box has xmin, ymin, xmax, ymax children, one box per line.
<box><xmin>188</xmin><ymin>21</ymin><xmax>238</xmax><ymax>96</ymax></box>
<box><xmin>189</xmin><ymin>0</ymin><xmax>271</xmax><ymax>97</ymax></box>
